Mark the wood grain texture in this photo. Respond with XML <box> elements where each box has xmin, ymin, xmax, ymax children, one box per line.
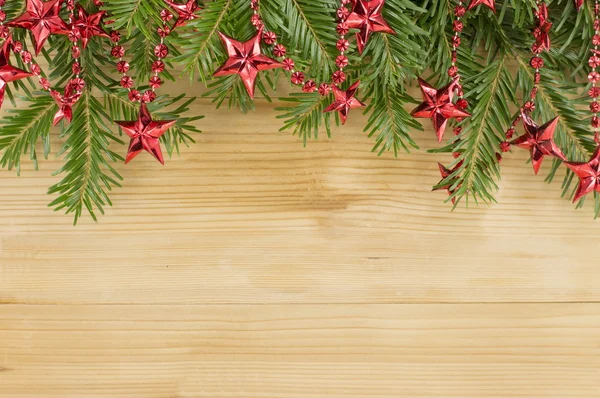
<box><xmin>1</xmin><ymin>304</ymin><xmax>599</xmax><ymax>397</ymax></box>
<box><xmin>1</xmin><ymin>91</ymin><xmax>600</xmax><ymax>396</ymax></box>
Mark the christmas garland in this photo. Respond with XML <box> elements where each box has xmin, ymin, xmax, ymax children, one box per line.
<box><xmin>0</xmin><ymin>0</ymin><xmax>599</xmax><ymax>223</ymax></box>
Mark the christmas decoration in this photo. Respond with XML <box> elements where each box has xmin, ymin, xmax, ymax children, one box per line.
<box><xmin>7</xmin><ymin>0</ymin><xmax>68</xmax><ymax>54</ymax></box>
<box><xmin>1</xmin><ymin>0</ymin><xmax>600</xmax><ymax>223</ymax></box>
<box><xmin>411</xmin><ymin>77</ymin><xmax>470</xmax><ymax>143</ymax></box>
<box><xmin>213</xmin><ymin>28</ymin><xmax>282</xmax><ymax>99</ymax></box>
<box><xmin>345</xmin><ymin>0</ymin><xmax>395</xmax><ymax>54</ymax></box>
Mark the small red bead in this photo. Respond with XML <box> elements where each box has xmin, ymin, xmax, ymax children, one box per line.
<box><xmin>453</xmin><ymin>20</ymin><xmax>463</xmax><ymax>32</ymax></box>
<box><xmin>251</xmin><ymin>14</ymin><xmax>262</xmax><ymax>27</ymax></box>
<box><xmin>12</xmin><ymin>41</ymin><xmax>22</xmax><ymax>53</ymax></box>
<box><xmin>70</xmin><ymin>78</ymin><xmax>85</xmax><ymax>91</ymax></box>
<box><xmin>128</xmin><ymin>90</ymin><xmax>141</xmax><ymax>102</ymax></box>
<box><xmin>335</xmin><ymin>55</ymin><xmax>348</xmax><ymax>68</ymax></box>
<box><xmin>318</xmin><ymin>83</ymin><xmax>331</xmax><ymax>96</ymax></box>
<box><xmin>39</xmin><ymin>78</ymin><xmax>51</xmax><ymax>90</ymax></box>
<box><xmin>452</xmin><ymin>36</ymin><xmax>461</xmax><ymax>47</ymax></box>
<box><xmin>0</xmin><ymin>26</ymin><xmax>8</xmax><ymax>39</ymax></box>
<box><xmin>0</xmin><ymin>0</ymin><xmax>6</xmax><ymax>6</ymax></box>
<box><xmin>530</xmin><ymin>56</ymin><xmax>544</xmax><ymax>69</ymax></box>
<box><xmin>160</xmin><ymin>9</ymin><xmax>173</xmax><ymax>21</ymax></box>
<box><xmin>589</xmin><ymin>71</ymin><xmax>600</xmax><ymax>83</ymax></box>
<box><xmin>302</xmin><ymin>80</ymin><xmax>316</xmax><ymax>93</ymax></box>
<box><xmin>500</xmin><ymin>141</ymin><xmax>511</xmax><ymax>152</ymax></box>
<box><xmin>589</xmin><ymin>87</ymin><xmax>600</xmax><ymax>98</ymax></box>
<box><xmin>291</xmin><ymin>71</ymin><xmax>305</xmax><ymax>85</ymax></box>
<box><xmin>523</xmin><ymin>101</ymin><xmax>535</xmax><ymax>113</ymax></box>
<box><xmin>332</xmin><ymin>70</ymin><xmax>346</xmax><ymax>84</ymax></box>
<box><xmin>110</xmin><ymin>31</ymin><xmax>121</xmax><ymax>43</ymax></box>
<box><xmin>593</xmin><ymin>34</ymin><xmax>600</xmax><ymax>46</ymax></box>
<box><xmin>142</xmin><ymin>90</ymin><xmax>156</xmax><ymax>103</ymax></box>
<box><xmin>447</xmin><ymin>65</ymin><xmax>458</xmax><ymax>77</ymax></box>
<box><xmin>336</xmin><ymin>39</ymin><xmax>349</xmax><ymax>52</ymax></box>
<box><xmin>21</xmin><ymin>51</ymin><xmax>32</xmax><ymax>63</ymax></box>
<box><xmin>111</xmin><ymin>46</ymin><xmax>124</xmax><ymax>58</ymax></box>
<box><xmin>149</xmin><ymin>76</ymin><xmax>162</xmax><ymax>89</ymax></box>
<box><xmin>30</xmin><ymin>64</ymin><xmax>41</xmax><ymax>76</ymax></box>
<box><xmin>455</xmin><ymin>5</ymin><xmax>466</xmax><ymax>16</ymax></box>
<box><xmin>534</xmin><ymin>72</ymin><xmax>541</xmax><ymax>83</ymax></box>
<box><xmin>116</xmin><ymin>61</ymin><xmax>129</xmax><ymax>73</ymax></box>
<box><xmin>452</xmin><ymin>151</ymin><xmax>461</xmax><ymax>158</ymax></box>
<box><xmin>72</xmin><ymin>62</ymin><xmax>81</xmax><ymax>74</ymax></box>
<box><xmin>273</xmin><ymin>44</ymin><xmax>286</xmax><ymax>57</ymax></box>
<box><xmin>72</xmin><ymin>46</ymin><xmax>80</xmax><ymax>58</ymax></box>
<box><xmin>590</xmin><ymin>101</ymin><xmax>600</xmax><ymax>113</ymax></box>
<box><xmin>590</xmin><ymin>55</ymin><xmax>600</xmax><ymax>68</ymax></box>
<box><xmin>496</xmin><ymin>153</ymin><xmax>503</xmax><ymax>163</ymax></box>
<box><xmin>157</xmin><ymin>26</ymin><xmax>171</xmax><ymax>38</ymax></box>
<box><xmin>505</xmin><ymin>127</ymin><xmax>515</xmax><ymax>139</ymax></box>
<box><xmin>456</xmin><ymin>98</ymin><xmax>468</xmax><ymax>109</ymax></box>
<box><xmin>337</xmin><ymin>7</ymin><xmax>349</xmax><ymax>20</ymax></box>
<box><xmin>336</xmin><ymin>22</ymin><xmax>349</xmax><ymax>35</ymax></box>
<box><xmin>68</xmin><ymin>29</ymin><xmax>79</xmax><ymax>43</ymax></box>
<box><xmin>151</xmin><ymin>60</ymin><xmax>165</xmax><ymax>73</ymax></box>
<box><xmin>120</xmin><ymin>76</ymin><xmax>134</xmax><ymax>88</ymax></box>
<box><xmin>453</xmin><ymin>126</ymin><xmax>462</xmax><ymax>136</ymax></box>
<box><xmin>0</xmin><ymin>10</ymin><xmax>6</xmax><ymax>22</ymax></box>
<box><xmin>282</xmin><ymin>58</ymin><xmax>294</xmax><ymax>71</ymax></box>
<box><xmin>593</xmin><ymin>116</ymin><xmax>600</xmax><ymax>128</ymax></box>
<box><xmin>262</xmin><ymin>31</ymin><xmax>277</xmax><ymax>45</ymax></box>
<box><xmin>154</xmin><ymin>44</ymin><xmax>168</xmax><ymax>58</ymax></box>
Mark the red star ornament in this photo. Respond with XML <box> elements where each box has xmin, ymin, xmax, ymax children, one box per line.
<box><xmin>467</xmin><ymin>0</ymin><xmax>496</xmax><ymax>13</ymax></box>
<box><xmin>213</xmin><ymin>28</ymin><xmax>282</xmax><ymax>99</ymax></box>
<box><xmin>511</xmin><ymin>112</ymin><xmax>566</xmax><ymax>175</ymax></box>
<box><xmin>73</xmin><ymin>5</ymin><xmax>109</xmax><ymax>49</ymax></box>
<box><xmin>345</xmin><ymin>0</ymin><xmax>395</xmax><ymax>54</ymax></box>
<box><xmin>50</xmin><ymin>84</ymin><xmax>81</xmax><ymax>126</ymax></box>
<box><xmin>7</xmin><ymin>0</ymin><xmax>69</xmax><ymax>55</ymax></box>
<box><xmin>115</xmin><ymin>103</ymin><xmax>176</xmax><ymax>164</ymax></box>
<box><xmin>0</xmin><ymin>36</ymin><xmax>34</xmax><ymax>109</ymax></box>
<box><xmin>410</xmin><ymin>77</ymin><xmax>471</xmax><ymax>143</ymax></box>
<box><xmin>166</xmin><ymin>0</ymin><xmax>200</xmax><ymax>28</ymax></box>
<box><xmin>564</xmin><ymin>146</ymin><xmax>600</xmax><ymax>202</ymax></box>
<box><xmin>323</xmin><ymin>80</ymin><xmax>366</xmax><ymax>125</ymax></box>
<box><xmin>574</xmin><ymin>0</ymin><xmax>584</xmax><ymax>11</ymax></box>
<box><xmin>533</xmin><ymin>2</ymin><xmax>552</xmax><ymax>51</ymax></box>
<box><xmin>433</xmin><ymin>162</ymin><xmax>462</xmax><ymax>204</ymax></box>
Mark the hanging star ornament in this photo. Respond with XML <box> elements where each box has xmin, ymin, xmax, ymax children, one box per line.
<box><xmin>0</xmin><ymin>36</ymin><xmax>34</xmax><ymax>109</ymax></box>
<box><xmin>564</xmin><ymin>146</ymin><xmax>600</xmax><ymax>202</ymax></box>
<box><xmin>213</xmin><ymin>28</ymin><xmax>282</xmax><ymax>99</ymax></box>
<box><xmin>467</xmin><ymin>0</ymin><xmax>496</xmax><ymax>12</ymax></box>
<box><xmin>533</xmin><ymin>2</ymin><xmax>552</xmax><ymax>51</ymax></box>
<box><xmin>7</xmin><ymin>0</ymin><xmax>69</xmax><ymax>55</ymax></box>
<box><xmin>433</xmin><ymin>162</ymin><xmax>462</xmax><ymax>204</ymax></box>
<box><xmin>511</xmin><ymin>112</ymin><xmax>566</xmax><ymax>175</ymax></box>
<box><xmin>323</xmin><ymin>80</ymin><xmax>366</xmax><ymax>125</ymax></box>
<box><xmin>49</xmin><ymin>84</ymin><xmax>81</xmax><ymax>126</ymax></box>
<box><xmin>166</xmin><ymin>0</ymin><xmax>200</xmax><ymax>28</ymax></box>
<box><xmin>410</xmin><ymin>77</ymin><xmax>471</xmax><ymax>143</ymax></box>
<box><xmin>345</xmin><ymin>0</ymin><xmax>395</xmax><ymax>54</ymax></box>
<box><xmin>115</xmin><ymin>103</ymin><xmax>176</xmax><ymax>165</ymax></box>
<box><xmin>72</xmin><ymin>5</ymin><xmax>109</xmax><ymax>49</ymax></box>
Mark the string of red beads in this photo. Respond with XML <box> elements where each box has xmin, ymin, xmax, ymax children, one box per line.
<box><xmin>589</xmin><ymin>0</ymin><xmax>600</xmax><ymax>143</ymax></box>
<box><xmin>110</xmin><ymin>8</ymin><xmax>172</xmax><ymax>103</ymax></box>
<box><xmin>250</xmin><ymin>0</ymin><xmax>354</xmax><ymax>96</ymax></box>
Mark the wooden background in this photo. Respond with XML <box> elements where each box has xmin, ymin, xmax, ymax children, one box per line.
<box><xmin>1</xmin><ymin>86</ymin><xmax>600</xmax><ymax>396</ymax></box>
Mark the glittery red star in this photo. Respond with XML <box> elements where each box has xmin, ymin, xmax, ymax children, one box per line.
<box><xmin>433</xmin><ymin>162</ymin><xmax>462</xmax><ymax>204</ymax></box>
<box><xmin>7</xmin><ymin>0</ymin><xmax>69</xmax><ymax>55</ymax></box>
<box><xmin>0</xmin><ymin>36</ymin><xmax>34</xmax><ymax>109</ymax></box>
<box><xmin>533</xmin><ymin>2</ymin><xmax>552</xmax><ymax>51</ymax></box>
<box><xmin>467</xmin><ymin>0</ymin><xmax>496</xmax><ymax>13</ymax></box>
<box><xmin>574</xmin><ymin>0</ymin><xmax>584</xmax><ymax>11</ymax></box>
<box><xmin>116</xmin><ymin>103</ymin><xmax>176</xmax><ymax>165</ymax></box>
<box><xmin>511</xmin><ymin>112</ymin><xmax>566</xmax><ymax>175</ymax></box>
<box><xmin>323</xmin><ymin>81</ymin><xmax>366</xmax><ymax>125</ymax></box>
<box><xmin>410</xmin><ymin>77</ymin><xmax>471</xmax><ymax>143</ymax></box>
<box><xmin>564</xmin><ymin>146</ymin><xmax>600</xmax><ymax>202</ymax></box>
<box><xmin>345</xmin><ymin>0</ymin><xmax>395</xmax><ymax>54</ymax></box>
<box><xmin>166</xmin><ymin>0</ymin><xmax>200</xmax><ymax>28</ymax></box>
<box><xmin>213</xmin><ymin>28</ymin><xmax>282</xmax><ymax>99</ymax></box>
<box><xmin>72</xmin><ymin>5</ymin><xmax>109</xmax><ymax>49</ymax></box>
<box><xmin>50</xmin><ymin>84</ymin><xmax>81</xmax><ymax>126</ymax></box>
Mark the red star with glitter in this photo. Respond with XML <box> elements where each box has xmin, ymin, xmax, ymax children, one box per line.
<box><xmin>72</xmin><ymin>5</ymin><xmax>109</xmax><ymax>49</ymax></box>
<box><xmin>116</xmin><ymin>103</ymin><xmax>176</xmax><ymax>164</ymax></box>
<box><xmin>213</xmin><ymin>28</ymin><xmax>282</xmax><ymax>99</ymax></box>
<box><xmin>564</xmin><ymin>146</ymin><xmax>600</xmax><ymax>202</ymax></box>
<box><xmin>49</xmin><ymin>83</ymin><xmax>81</xmax><ymax>126</ymax></box>
<box><xmin>533</xmin><ymin>2</ymin><xmax>552</xmax><ymax>51</ymax></box>
<box><xmin>410</xmin><ymin>77</ymin><xmax>471</xmax><ymax>143</ymax></box>
<box><xmin>7</xmin><ymin>0</ymin><xmax>69</xmax><ymax>55</ymax></box>
<box><xmin>323</xmin><ymin>81</ymin><xmax>366</xmax><ymax>125</ymax></box>
<box><xmin>0</xmin><ymin>36</ymin><xmax>34</xmax><ymax>109</ymax></box>
<box><xmin>467</xmin><ymin>0</ymin><xmax>496</xmax><ymax>13</ymax></box>
<box><xmin>574</xmin><ymin>0</ymin><xmax>584</xmax><ymax>11</ymax></box>
<box><xmin>511</xmin><ymin>112</ymin><xmax>566</xmax><ymax>175</ymax></box>
<box><xmin>166</xmin><ymin>0</ymin><xmax>200</xmax><ymax>28</ymax></box>
<box><xmin>433</xmin><ymin>162</ymin><xmax>462</xmax><ymax>204</ymax></box>
<box><xmin>345</xmin><ymin>0</ymin><xmax>395</xmax><ymax>54</ymax></box>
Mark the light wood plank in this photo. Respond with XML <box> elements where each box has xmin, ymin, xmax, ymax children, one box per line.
<box><xmin>2</xmin><ymin>99</ymin><xmax>600</xmax><ymax>304</ymax></box>
<box><xmin>1</xmin><ymin>303</ymin><xmax>599</xmax><ymax>397</ymax></box>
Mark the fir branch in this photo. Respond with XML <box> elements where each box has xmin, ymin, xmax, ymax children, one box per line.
<box><xmin>0</xmin><ymin>94</ymin><xmax>56</xmax><ymax>174</ymax></box>
<box><xmin>276</xmin><ymin>92</ymin><xmax>332</xmax><ymax>144</ymax></box>
<box><xmin>48</xmin><ymin>91</ymin><xmax>124</xmax><ymax>224</ymax></box>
